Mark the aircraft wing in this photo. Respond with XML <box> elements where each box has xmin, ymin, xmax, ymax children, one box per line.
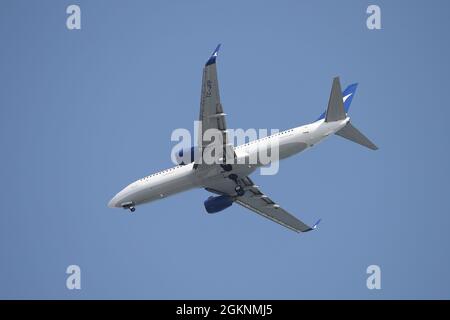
<box><xmin>197</xmin><ymin>44</ymin><xmax>234</xmax><ymax>164</ymax></box>
<box><xmin>205</xmin><ymin>176</ymin><xmax>320</xmax><ymax>233</ymax></box>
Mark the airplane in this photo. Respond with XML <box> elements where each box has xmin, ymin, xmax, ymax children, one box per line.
<box><xmin>108</xmin><ymin>44</ymin><xmax>378</xmax><ymax>233</ymax></box>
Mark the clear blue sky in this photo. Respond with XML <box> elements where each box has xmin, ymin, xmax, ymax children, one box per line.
<box><xmin>1</xmin><ymin>0</ymin><xmax>449</xmax><ymax>299</ymax></box>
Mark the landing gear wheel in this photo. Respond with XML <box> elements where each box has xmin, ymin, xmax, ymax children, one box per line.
<box><xmin>130</xmin><ymin>207</ymin><xmax>136</xmax><ymax>212</ymax></box>
<box><xmin>221</xmin><ymin>164</ymin><xmax>233</xmax><ymax>172</ymax></box>
<box><xmin>235</xmin><ymin>185</ymin><xmax>245</xmax><ymax>196</ymax></box>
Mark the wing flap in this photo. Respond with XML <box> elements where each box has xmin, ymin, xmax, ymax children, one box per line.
<box><xmin>236</xmin><ymin>184</ymin><xmax>314</xmax><ymax>233</ymax></box>
<box><xmin>198</xmin><ymin>45</ymin><xmax>228</xmax><ymax>147</ymax></box>
<box><xmin>204</xmin><ymin>175</ymin><xmax>316</xmax><ymax>233</ymax></box>
<box><xmin>197</xmin><ymin>45</ymin><xmax>234</xmax><ymax>165</ymax></box>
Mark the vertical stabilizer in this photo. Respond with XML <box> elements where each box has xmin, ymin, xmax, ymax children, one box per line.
<box><xmin>325</xmin><ymin>77</ymin><xmax>346</xmax><ymax>122</ymax></box>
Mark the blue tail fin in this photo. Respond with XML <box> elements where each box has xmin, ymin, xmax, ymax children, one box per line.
<box><xmin>316</xmin><ymin>83</ymin><xmax>358</xmax><ymax>121</ymax></box>
<box><xmin>342</xmin><ymin>83</ymin><xmax>358</xmax><ymax>113</ymax></box>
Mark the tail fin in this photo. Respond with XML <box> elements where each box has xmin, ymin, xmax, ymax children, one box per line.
<box><xmin>316</xmin><ymin>81</ymin><xmax>358</xmax><ymax>121</ymax></box>
<box><xmin>315</xmin><ymin>77</ymin><xmax>377</xmax><ymax>150</ymax></box>
<box><xmin>325</xmin><ymin>77</ymin><xmax>346</xmax><ymax>122</ymax></box>
<box><xmin>336</xmin><ymin>122</ymin><xmax>378</xmax><ymax>150</ymax></box>
<box><xmin>342</xmin><ymin>83</ymin><xmax>358</xmax><ymax>113</ymax></box>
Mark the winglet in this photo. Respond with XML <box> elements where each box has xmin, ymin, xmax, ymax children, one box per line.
<box><xmin>312</xmin><ymin>219</ymin><xmax>322</xmax><ymax>230</ymax></box>
<box><xmin>205</xmin><ymin>44</ymin><xmax>221</xmax><ymax>66</ymax></box>
<box><xmin>304</xmin><ymin>218</ymin><xmax>321</xmax><ymax>232</ymax></box>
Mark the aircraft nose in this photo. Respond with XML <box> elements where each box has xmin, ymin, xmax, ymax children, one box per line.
<box><xmin>108</xmin><ymin>185</ymin><xmax>134</xmax><ymax>208</ymax></box>
<box><xmin>108</xmin><ymin>195</ymin><xmax>120</xmax><ymax>208</ymax></box>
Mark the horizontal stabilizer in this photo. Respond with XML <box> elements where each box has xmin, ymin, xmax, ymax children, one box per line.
<box><xmin>336</xmin><ymin>122</ymin><xmax>378</xmax><ymax>150</ymax></box>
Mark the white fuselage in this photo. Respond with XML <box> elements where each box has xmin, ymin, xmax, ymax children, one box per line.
<box><xmin>108</xmin><ymin>117</ymin><xmax>349</xmax><ymax>209</ymax></box>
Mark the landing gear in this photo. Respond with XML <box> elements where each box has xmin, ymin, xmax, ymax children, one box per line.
<box><xmin>221</xmin><ymin>164</ymin><xmax>233</xmax><ymax>172</ymax></box>
<box><xmin>229</xmin><ymin>174</ymin><xmax>245</xmax><ymax>197</ymax></box>
<box><xmin>121</xmin><ymin>202</ymin><xmax>136</xmax><ymax>213</ymax></box>
<box><xmin>234</xmin><ymin>185</ymin><xmax>245</xmax><ymax>197</ymax></box>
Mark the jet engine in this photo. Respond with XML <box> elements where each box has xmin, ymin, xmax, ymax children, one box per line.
<box><xmin>204</xmin><ymin>195</ymin><xmax>233</xmax><ymax>213</ymax></box>
<box><xmin>175</xmin><ymin>146</ymin><xmax>199</xmax><ymax>165</ymax></box>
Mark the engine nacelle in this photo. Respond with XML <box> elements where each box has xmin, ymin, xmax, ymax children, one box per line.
<box><xmin>204</xmin><ymin>195</ymin><xmax>233</xmax><ymax>214</ymax></box>
<box><xmin>175</xmin><ymin>146</ymin><xmax>199</xmax><ymax>165</ymax></box>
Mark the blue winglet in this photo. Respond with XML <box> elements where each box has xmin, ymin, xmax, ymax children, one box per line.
<box><xmin>312</xmin><ymin>218</ymin><xmax>322</xmax><ymax>230</ymax></box>
<box><xmin>205</xmin><ymin>44</ymin><xmax>221</xmax><ymax>66</ymax></box>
